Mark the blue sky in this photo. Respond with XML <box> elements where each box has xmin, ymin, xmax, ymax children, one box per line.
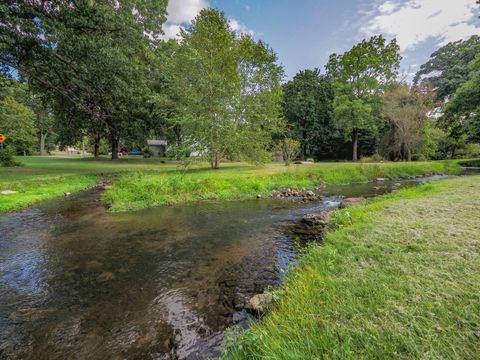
<box><xmin>165</xmin><ymin>0</ymin><xmax>480</xmax><ymax>80</ymax></box>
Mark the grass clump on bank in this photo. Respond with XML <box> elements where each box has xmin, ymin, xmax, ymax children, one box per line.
<box><xmin>0</xmin><ymin>175</ymin><xmax>97</xmax><ymax>213</ymax></box>
<box><xmin>223</xmin><ymin>175</ymin><xmax>480</xmax><ymax>359</ymax></box>
<box><xmin>0</xmin><ymin>156</ymin><xmax>183</xmax><ymax>213</ymax></box>
<box><xmin>104</xmin><ymin>160</ymin><xmax>463</xmax><ymax>211</ymax></box>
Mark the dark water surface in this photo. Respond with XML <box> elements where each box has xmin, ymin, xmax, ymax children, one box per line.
<box><xmin>0</xmin><ymin>176</ymin><xmax>454</xmax><ymax>359</ymax></box>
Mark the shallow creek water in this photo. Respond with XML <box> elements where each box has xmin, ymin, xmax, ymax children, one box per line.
<box><xmin>0</xmin><ymin>176</ymin><xmax>453</xmax><ymax>359</ymax></box>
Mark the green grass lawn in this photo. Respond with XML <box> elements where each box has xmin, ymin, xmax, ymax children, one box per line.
<box><xmin>0</xmin><ymin>156</ymin><xmax>182</xmax><ymax>213</ymax></box>
<box><xmin>223</xmin><ymin>175</ymin><xmax>480</xmax><ymax>359</ymax></box>
<box><xmin>0</xmin><ymin>156</ymin><xmax>466</xmax><ymax>213</ymax></box>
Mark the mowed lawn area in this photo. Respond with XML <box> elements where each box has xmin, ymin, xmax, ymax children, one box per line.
<box><xmin>0</xmin><ymin>156</ymin><xmax>466</xmax><ymax>213</ymax></box>
<box><xmin>224</xmin><ymin>175</ymin><xmax>480</xmax><ymax>359</ymax></box>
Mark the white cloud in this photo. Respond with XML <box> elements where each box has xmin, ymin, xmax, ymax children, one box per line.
<box><xmin>378</xmin><ymin>1</ymin><xmax>397</xmax><ymax>14</ymax></box>
<box><xmin>166</xmin><ymin>0</ymin><xmax>209</xmax><ymax>24</ymax></box>
<box><xmin>161</xmin><ymin>0</ymin><xmax>254</xmax><ymax>40</ymax></box>
<box><xmin>362</xmin><ymin>0</ymin><xmax>480</xmax><ymax>51</ymax></box>
<box><xmin>162</xmin><ymin>23</ymin><xmax>183</xmax><ymax>40</ymax></box>
<box><xmin>229</xmin><ymin>18</ymin><xmax>255</xmax><ymax>36</ymax></box>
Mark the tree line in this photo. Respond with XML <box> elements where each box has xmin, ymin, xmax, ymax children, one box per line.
<box><xmin>283</xmin><ymin>35</ymin><xmax>480</xmax><ymax>162</ymax></box>
<box><xmin>1</xmin><ymin>1</ymin><xmax>479</xmax><ymax>167</ymax></box>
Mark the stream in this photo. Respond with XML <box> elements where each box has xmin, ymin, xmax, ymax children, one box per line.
<box><xmin>0</xmin><ymin>175</ymin><xmax>459</xmax><ymax>359</ymax></box>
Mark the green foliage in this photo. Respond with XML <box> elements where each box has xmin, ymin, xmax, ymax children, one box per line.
<box><xmin>445</xmin><ymin>53</ymin><xmax>480</xmax><ymax>144</ymax></box>
<box><xmin>173</xmin><ymin>9</ymin><xmax>284</xmax><ymax>168</ymax></box>
<box><xmin>326</xmin><ymin>35</ymin><xmax>401</xmax><ymax>161</ymax></box>
<box><xmin>1</xmin><ymin>0</ymin><xmax>168</xmax><ymax>159</ymax></box>
<box><xmin>0</xmin><ymin>146</ymin><xmax>20</xmax><ymax>167</ymax></box>
<box><xmin>380</xmin><ymin>83</ymin><xmax>435</xmax><ymax>161</ymax></box>
<box><xmin>282</xmin><ymin>69</ymin><xmax>335</xmax><ymax>159</ymax></box>
<box><xmin>143</xmin><ymin>148</ymin><xmax>153</xmax><ymax>158</ymax></box>
<box><xmin>0</xmin><ymin>96</ymin><xmax>37</xmax><ymax>153</ymax></box>
<box><xmin>276</xmin><ymin>138</ymin><xmax>301</xmax><ymax>165</ymax></box>
<box><xmin>454</xmin><ymin>143</ymin><xmax>480</xmax><ymax>159</ymax></box>
<box><xmin>414</xmin><ymin>35</ymin><xmax>480</xmax><ymax>101</ymax></box>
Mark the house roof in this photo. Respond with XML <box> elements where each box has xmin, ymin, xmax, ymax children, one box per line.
<box><xmin>147</xmin><ymin>139</ymin><xmax>167</xmax><ymax>146</ymax></box>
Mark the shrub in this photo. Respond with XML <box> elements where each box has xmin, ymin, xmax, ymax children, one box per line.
<box><xmin>143</xmin><ymin>148</ymin><xmax>153</xmax><ymax>158</ymax></box>
<box><xmin>276</xmin><ymin>138</ymin><xmax>300</xmax><ymax>166</ymax></box>
<box><xmin>455</xmin><ymin>143</ymin><xmax>480</xmax><ymax>159</ymax></box>
<box><xmin>361</xmin><ymin>153</ymin><xmax>384</xmax><ymax>163</ymax></box>
<box><xmin>0</xmin><ymin>146</ymin><xmax>21</xmax><ymax>167</ymax></box>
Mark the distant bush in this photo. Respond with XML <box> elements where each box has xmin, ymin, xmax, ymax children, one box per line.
<box><xmin>276</xmin><ymin>138</ymin><xmax>301</xmax><ymax>166</ymax></box>
<box><xmin>455</xmin><ymin>143</ymin><xmax>480</xmax><ymax>159</ymax></box>
<box><xmin>0</xmin><ymin>147</ymin><xmax>21</xmax><ymax>167</ymax></box>
<box><xmin>361</xmin><ymin>153</ymin><xmax>384</xmax><ymax>163</ymax></box>
<box><xmin>412</xmin><ymin>154</ymin><xmax>427</xmax><ymax>161</ymax></box>
<box><xmin>143</xmin><ymin>148</ymin><xmax>153</xmax><ymax>158</ymax></box>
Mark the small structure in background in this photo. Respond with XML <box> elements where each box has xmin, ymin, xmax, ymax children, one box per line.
<box><xmin>147</xmin><ymin>139</ymin><xmax>167</xmax><ymax>157</ymax></box>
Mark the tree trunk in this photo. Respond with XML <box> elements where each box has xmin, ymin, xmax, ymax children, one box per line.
<box><xmin>211</xmin><ymin>151</ymin><xmax>221</xmax><ymax>169</ymax></box>
<box><xmin>407</xmin><ymin>147</ymin><xmax>412</xmax><ymax>161</ymax></box>
<box><xmin>94</xmin><ymin>136</ymin><xmax>100</xmax><ymax>158</ymax></box>
<box><xmin>110</xmin><ymin>133</ymin><xmax>119</xmax><ymax>160</ymax></box>
<box><xmin>40</xmin><ymin>132</ymin><xmax>48</xmax><ymax>155</ymax></box>
<box><xmin>352</xmin><ymin>129</ymin><xmax>359</xmax><ymax>161</ymax></box>
<box><xmin>450</xmin><ymin>145</ymin><xmax>456</xmax><ymax>159</ymax></box>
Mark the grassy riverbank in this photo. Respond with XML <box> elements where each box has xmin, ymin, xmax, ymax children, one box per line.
<box><xmin>0</xmin><ymin>156</ymin><xmax>179</xmax><ymax>213</ymax></box>
<box><xmin>224</xmin><ymin>175</ymin><xmax>480</xmax><ymax>359</ymax></box>
<box><xmin>104</xmin><ymin>160</ymin><xmax>462</xmax><ymax>211</ymax></box>
<box><xmin>0</xmin><ymin>157</ymin><xmax>465</xmax><ymax>213</ymax></box>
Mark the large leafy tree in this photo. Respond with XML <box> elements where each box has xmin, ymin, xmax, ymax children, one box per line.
<box><xmin>414</xmin><ymin>35</ymin><xmax>480</xmax><ymax>101</ymax></box>
<box><xmin>0</xmin><ymin>0</ymin><xmax>168</xmax><ymax>159</ymax></box>
<box><xmin>382</xmin><ymin>84</ymin><xmax>434</xmax><ymax>161</ymax></box>
<box><xmin>445</xmin><ymin>53</ymin><xmax>480</xmax><ymax>145</ymax></box>
<box><xmin>326</xmin><ymin>35</ymin><xmax>401</xmax><ymax>161</ymax></box>
<box><xmin>175</xmin><ymin>9</ymin><xmax>284</xmax><ymax>168</ymax></box>
<box><xmin>282</xmin><ymin>69</ymin><xmax>335</xmax><ymax>160</ymax></box>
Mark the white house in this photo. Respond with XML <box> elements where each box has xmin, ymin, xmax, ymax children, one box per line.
<box><xmin>147</xmin><ymin>139</ymin><xmax>167</xmax><ymax>157</ymax></box>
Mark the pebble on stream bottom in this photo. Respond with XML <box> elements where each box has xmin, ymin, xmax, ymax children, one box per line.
<box><xmin>96</xmin><ymin>272</ymin><xmax>115</xmax><ymax>283</ymax></box>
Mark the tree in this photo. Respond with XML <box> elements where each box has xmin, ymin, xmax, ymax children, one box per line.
<box><xmin>326</xmin><ymin>35</ymin><xmax>401</xmax><ymax>161</ymax></box>
<box><xmin>175</xmin><ymin>9</ymin><xmax>284</xmax><ymax>168</ymax></box>
<box><xmin>0</xmin><ymin>96</ymin><xmax>36</xmax><ymax>154</ymax></box>
<box><xmin>382</xmin><ymin>84</ymin><xmax>434</xmax><ymax>161</ymax></box>
<box><xmin>149</xmin><ymin>40</ymin><xmax>190</xmax><ymax>158</ymax></box>
<box><xmin>282</xmin><ymin>69</ymin><xmax>335</xmax><ymax>160</ymax></box>
<box><xmin>445</xmin><ymin>53</ymin><xmax>480</xmax><ymax>145</ymax></box>
<box><xmin>414</xmin><ymin>36</ymin><xmax>480</xmax><ymax>101</ymax></box>
<box><xmin>276</xmin><ymin>138</ymin><xmax>300</xmax><ymax>165</ymax></box>
<box><xmin>1</xmin><ymin>0</ymin><xmax>168</xmax><ymax>159</ymax></box>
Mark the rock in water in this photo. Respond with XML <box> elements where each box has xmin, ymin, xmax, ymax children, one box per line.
<box><xmin>245</xmin><ymin>293</ymin><xmax>273</xmax><ymax>313</ymax></box>
<box><xmin>340</xmin><ymin>197</ymin><xmax>366</xmax><ymax>208</ymax></box>
<box><xmin>302</xmin><ymin>210</ymin><xmax>331</xmax><ymax>226</ymax></box>
<box><xmin>96</xmin><ymin>271</ymin><xmax>115</xmax><ymax>283</ymax></box>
